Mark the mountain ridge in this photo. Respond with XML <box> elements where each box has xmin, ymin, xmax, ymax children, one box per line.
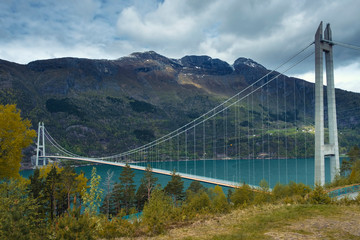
<box><xmin>0</xmin><ymin>51</ymin><xmax>359</xmax><ymax>163</ymax></box>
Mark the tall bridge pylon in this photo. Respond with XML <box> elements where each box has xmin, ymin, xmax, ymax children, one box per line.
<box><xmin>35</xmin><ymin>122</ymin><xmax>46</xmax><ymax>166</ymax></box>
<box><xmin>314</xmin><ymin>22</ymin><xmax>339</xmax><ymax>185</ymax></box>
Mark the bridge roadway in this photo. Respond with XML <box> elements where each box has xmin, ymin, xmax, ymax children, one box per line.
<box><xmin>41</xmin><ymin>155</ymin><xmax>260</xmax><ymax>189</ymax></box>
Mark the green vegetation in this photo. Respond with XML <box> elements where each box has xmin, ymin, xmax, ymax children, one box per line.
<box><xmin>1</xmin><ymin>106</ymin><xmax>360</xmax><ymax>239</ymax></box>
<box><xmin>83</xmin><ymin>167</ymin><xmax>103</xmax><ymax>215</ymax></box>
<box><xmin>129</xmin><ymin>97</ymin><xmax>157</xmax><ymax>113</ymax></box>
<box><xmin>1</xmin><ymin>161</ymin><xmax>360</xmax><ymax>239</ymax></box>
<box><xmin>327</xmin><ymin>145</ymin><xmax>360</xmax><ymax>188</ymax></box>
<box><xmin>45</xmin><ymin>98</ymin><xmax>82</xmax><ymax>117</ymax></box>
<box><xmin>210</xmin><ymin>204</ymin><xmax>353</xmax><ymax>240</ymax></box>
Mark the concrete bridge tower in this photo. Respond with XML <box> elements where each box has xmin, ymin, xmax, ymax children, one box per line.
<box><xmin>35</xmin><ymin>122</ymin><xmax>46</xmax><ymax>166</ymax></box>
<box><xmin>314</xmin><ymin>22</ymin><xmax>340</xmax><ymax>185</ymax></box>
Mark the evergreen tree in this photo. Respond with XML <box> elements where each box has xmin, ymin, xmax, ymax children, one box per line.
<box><xmin>29</xmin><ymin>168</ymin><xmax>44</xmax><ymax>199</ymax></box>
<box><xmin>227</xmin><ymin>188</ymin><xmax>233</xmax><ymax>202</ymax></box>
<box><xmin>135</xmin><ymin>182</ymin><xmax>148</xmax><ymax>211</ymax></box>
<box><xmin>187</xmin><ymin>181</ymin><xmax>204</xmax><ymax>194</ymax></box>
<box><xmin>113</xmin><ymin>164</ymin><xmax>136</xmax><ymax>215</ymax></box>
<box><xmin>44</xmin><ymin>165</ymin><xmax>60</xmax><ymax>220</ymax></box>
<box><xmin>186</xmin><ymin>181</ymin><xmax>205</xmax><ymax>201</ymax></box>
<box><xmin>164</xmin><ymin>170</ymin><xmax>184</xmax><ymax>206</ymax></box>
<box><xmin>341</xmin><ymin>145</ymin><xmax>360</xmax><ymax>176</ymax></box>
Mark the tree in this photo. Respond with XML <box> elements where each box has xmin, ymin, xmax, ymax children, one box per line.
<box><xmin>186</xmin><ymin>181</ymin><xmax>205</xmax><ymax>202</ymax></box>
<box><xmin>83</xmin><ymin>167</ymin><xmax>103</xmax><ymax>215</ymax></box>
<box><xmin>60</xmin><ymin>166</ymin><xmax>77</xmax><ymax>211</ymax></box>
<box><xmin>348</xmin><ymin>145</ymin><xmax>360</xmax><ymax>162</ymax></box>
<box><xmin>55</xmin><ymin>213</ymin><xmax>97</xmax><ymax>240</ymax></box>
<box><xmin>44</xmin><ymin>165</ymin><xmax>60</xmax><ymax>220</ymax></box>
<box><xmin>74</xmin><ymin>171</ymin><xmax>88</xmax><ymax>209</ymax></box>
<box><xmin>308</xmin><ymin>184</ymin><xmax>331</xmax><ymax>204</ymax></box>
<box><xmin>209</xmin><ymin>185</ymin><xmax>229</xmax><ymax>213</ymax></box>
<box><xmin>184</xmin><ymin>190</ymin><xmax>211</xmax><ymax>218</ymax></box>
<box><xmin>135</xmin><ymin>182</ymin><xmax>148</xmax><ymax>211</ymax></box>
<box><xmin>272</xmin><ymin>183</ymin><xmax>289</xmax><ymax>200</ymax></box>
<box><xmin>0</xmin><ymin>179</ymin><xmax>46</xmax><ymax>240</ymax></box>
<box><xmin>164</xmin><ymin>170</ymin><xmax>184</xmax><ymax>206</ymax></box>
<box><xmin>29</xmin><ymin>168</ymin><xmax>44</xmax><ymax>199</ymax></box>
<box><xmin>254</xmin><ymin>179</ymin><xmax>271</xmax><ymax>204</ymax></box>
<box><xmin>135</xmin><ymin>165</ymin><xmax>158</xmax><ymax>211</ymax></box>
<box><xmin>0</xmin><ymin>104</ymin><xmax>36</xmax><ymax>179</ymax></box>
<box><xmin>227</xmin><ymin>188</ymin><xmax>233</xmax><ymax>203</ymax></box>
<box><xmin>349</xmin><ymin>160</ymin><xmax>360</xmax><ymax>184</ymax></box>
<box><xmin>142</xmin><ymin>164</ymin><xmax>158</xmax><ymax>200</ymax></box>
<box><xmin>187</xmin><ymin>181</ymin><xmax>205</xmax><ymax>194</ymax></box>
<box><xmin>112</xmin><ymin>163</ymin><xmax>136</xmax><ymax>215</ymax></box>
<box><xmin>230</xmin><ymin>183</ymin><xmax>253</xmax><ymax>207</ymax></box>
<box><xmin>341</xmin><ymin>145</ymin><xmax>360</xmax><ymax>176</ymax></box>
<box><xmin>100</xmin><ymin>170</ymin><xmax>115</xmax><ymax>218</ymax></box>
<box><xmin>142</xmin><ymin>187</ymin><xmax>173</xmax><ymax>235</ymax></box>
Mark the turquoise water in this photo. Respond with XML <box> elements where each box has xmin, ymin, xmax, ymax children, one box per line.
<box><xmin>20</xmin><ymin>158</ymin><xmax>340</xmax><ymax>191</ymax></box>
<box><xmin>133</xmin><ymin>158</ymin><xmax>333</xmax><ymax>188</ymax></box>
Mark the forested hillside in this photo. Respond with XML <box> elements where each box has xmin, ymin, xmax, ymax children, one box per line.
<box><xmin>0</xmin><ymin>51</ymin><xmax>360</xmax><ymax>164</ymax></box>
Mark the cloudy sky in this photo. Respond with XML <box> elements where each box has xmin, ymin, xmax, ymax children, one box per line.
<box><xmin>1</xmin><ymin>0</ymin><xmax>360</xmax><ymax>92</ymax></box>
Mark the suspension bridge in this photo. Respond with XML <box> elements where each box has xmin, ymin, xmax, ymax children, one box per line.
<box><xmin>35</xmin><ymin>22</ymin><xmax>360</xmax><ymax>189</ymax></box>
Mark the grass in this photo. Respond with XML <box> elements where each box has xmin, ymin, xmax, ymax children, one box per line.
<box><xmin>148</xmin><ymin>204</ymin><xmax>360</xmax><ymax>240</ymax></box>
<box><xmin>211</xmin><ymin>204</ymin><xmax>358</xmax><ymax>240</ymax></box>
<box><xmin>226</xmin><ymin>205</ymin><xmax>343</xmax><ymax>239</ymax></box>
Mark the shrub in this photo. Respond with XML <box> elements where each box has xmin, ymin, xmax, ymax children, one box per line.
<box><xmin>272</xmin><ymin>183</ymin><xmax>289</xmax><ymax>200</ymax></box>
<box><xmin>97</xmin><ymin>216</ymin><xmax>136</xmax><ymax>239</ymax></box>
<box><xmin>231</xmin><ymin>184</ymin><xmax>253</xmax><ymax>207</ymax></box>
<box><xmin>184</xmin><ymin>190</ymin><xmax>212</xmax><ymax>219</ymax></box>
<box><xmin>142</xmin><ymin>188</ymin><xmax>173</xmax><ymax>235</ymax></box>
<box><xmin>254</xmin><ymin>180</ymin><xmax>271</xmax><ymax>205</ymax></box>
<box><xmin>307</xmin><ymin>184</ymin><xmax>331</xmax><ymax>204</ymax></box>
<box><xmin>54</xmin><ymin>213</ymin><xmax>97</xmax><ymax>240</ymax></box>
<box><xmin>0</xmin><ymin>179</ymin><xmax>48</xmax><ymax>240</ymax></box>
<box><xmin>209</xmin><ymin>185</ymin><xmax>229</xmax><ymax>213</ymax></box>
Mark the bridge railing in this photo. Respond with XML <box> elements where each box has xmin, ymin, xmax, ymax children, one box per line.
<box><xmin>328</xmin><ymin>184</ymin><xmax>360</xmax><ymax>198</ymax></box>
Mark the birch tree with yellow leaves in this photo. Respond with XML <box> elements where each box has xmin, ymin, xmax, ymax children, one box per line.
<box><xmin>0</xmin><ymin>104</ymin><xmax>36</xmax><ymax>179</ymax></box>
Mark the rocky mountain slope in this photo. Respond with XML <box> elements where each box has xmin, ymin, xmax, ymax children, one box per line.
<box><xmin>0</xmin><ymin>51</ymin><xmax>359</xmax><ymax>161</ymax></box>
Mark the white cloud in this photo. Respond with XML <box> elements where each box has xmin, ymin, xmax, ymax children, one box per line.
<box><xmin>293</xmin><ymin>62</ymin><xmax>360</xmax><ymax>93</ymax></box>
<box><xmin>334</xmin><ymin>62</ymin><xmax>360</xmax><ymax>93</ymax></box>
<box><xmin>1</xmin><ymin>0</ymin><xmax>360</xmax><ymax>92</ymax></box>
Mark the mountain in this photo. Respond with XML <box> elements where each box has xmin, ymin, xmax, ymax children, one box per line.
<box><xmin>1</xmin><ymin>51</ymin><xmax>360</xmax><ymax>164</ymax></box>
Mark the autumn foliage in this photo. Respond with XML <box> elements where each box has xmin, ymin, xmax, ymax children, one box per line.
<box><xmin>0</xmin><ymin>104</ymin><xmax>36</xmax><ymax>178</ymax></box>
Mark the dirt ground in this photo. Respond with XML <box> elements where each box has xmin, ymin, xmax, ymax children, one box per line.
<box><xmin>265</xmin><ymin>208</ymin><xmax>360</xmax><ymax>240</ymax></box>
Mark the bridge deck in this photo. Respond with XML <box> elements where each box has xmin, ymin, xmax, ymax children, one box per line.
<box><xmin>41</xmin><ymin>156</ymin><xmax>260</xmax><ymax>189</ymax></box>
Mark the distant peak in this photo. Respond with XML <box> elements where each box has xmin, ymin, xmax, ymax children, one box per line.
<box><xmin>129</xmin><ymin>51</ymin><xmax>165</xmax><ymax>60</ymax></box>
<box><xmin>122</xmin><ymin>51</ymin><xmax>181</xmax><ymax>68</ymax></box>
<box><xmin>233</xmin><ymin>57</ymin><xmax>266</xmax><ymax>70</ymax></box>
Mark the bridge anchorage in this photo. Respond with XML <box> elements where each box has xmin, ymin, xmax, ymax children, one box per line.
<box><xmin>35</xmin><ymin>22</ymin><xmax>345</xmax><ymax>188</ymax></box>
